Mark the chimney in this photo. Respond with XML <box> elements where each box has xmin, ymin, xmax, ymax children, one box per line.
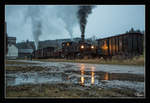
<box><xmin>81</xmin><ymin>33</ymin><xmax>84</xmax><ymax>42</ymax></box>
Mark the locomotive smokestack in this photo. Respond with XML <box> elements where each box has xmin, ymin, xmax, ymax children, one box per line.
<box><xmin>81</xmin><ymin>33</ymin><xmax>84</xmax><ymax>42</ymax></box>
<box><xmin>77</xmin><ymin>5</ymin><xmax>96</xmax><ymax>42</ymax></box>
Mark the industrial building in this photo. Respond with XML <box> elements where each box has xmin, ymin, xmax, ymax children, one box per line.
<box><xmin>5</xmin><ymin>22</ymin><xmax>18</xmax><ymax>59</ymax></box>
<box><xmin>17</xmin><ymin>40</ymin><xmax>34</xmax><ymax>59</ymax></box>
<box><xmin>6</xmin><ymin>37</ymin><xmax>18</xmax><ymax>59</ymax></box>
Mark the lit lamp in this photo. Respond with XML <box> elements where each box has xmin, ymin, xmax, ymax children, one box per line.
<box><xmin>104</xmin><ymin>46</ymin><xmax>108</xmax><ymax>49</ymax></box>
<box><xmin>91</xmin><ymin>45</ymin><xmax>94</xmax><ymax>49</ymax></box>
<box><xmin>103</xmin><ymin>45</ymin><xmax>108</xmax><ymax>49</ymax></box>
<box><xmin>81</xmin><ymin>45</ymin><xmax>84</xmax><ymax>49</ymax></box>
<box><xmin>67</xmin><ymin>43</ymin><xmax>69</xmax><ymax>46</ymax></box>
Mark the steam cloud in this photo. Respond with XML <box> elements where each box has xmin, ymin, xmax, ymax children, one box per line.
<box><xmin>26</xmin><ymin>6</ymin><xmax>43</xmax><ymax>50</ymax></box>
<box><xmin>25</xmin><ymin>6</ymin><xmax>79</xmax><ymax>49</ymax></box>
<box><xmin>55</xmin><ymin>6</ymin><xmax>79</xmax><ymax>40</ymax></box>
<box><xmin>77</xmin><ymin>5</ymin><xmax>96</xmax><ymax>38</ymax></box>
<box><xmin>24</xmin><ymin>5</ymin><xmax>95</xmax><ymax>50</ymax></box>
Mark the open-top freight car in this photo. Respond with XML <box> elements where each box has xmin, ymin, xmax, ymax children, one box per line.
<box><xmin>97</xmin><ymin>32</ymin><xmax>144</xmax><ymax>59</ymax></box>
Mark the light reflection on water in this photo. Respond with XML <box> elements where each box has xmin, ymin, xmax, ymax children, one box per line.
<box><xmin>79</xmin><ymin>64</ymin><xmax>110</xmax><ymax>86</ymax></box>
<box><xmin>6</xmin><ymin>62</ymin><xmax>144</xmax><ymax>94</ymax></box>
<box><xmin>79</xmin><ymin>64</ymin><xmax>96</xmax><ymax>86</ymax></box>
<box><xmin>6</xmin><ymin>65</ymin><xmax>110</xmax><ymax>86</ymax></box>
<box><xmin>6</xmin><ymin>64</ymin><xmax>143</xmax><ymax>89</ymax></box>
<box><xmin>91</xmin><ymin>66</ymin><xmax>95</xmax><ymax>85</ymax></box>
<box><xmin>104</xmin><ymin>72</ymin><xmax>109</xmax><ymax>80</ymax></box>
<box><xmin>80</xmin><ymin>64</ymin><xmax>85</xmax><ymax>85</ymax></box>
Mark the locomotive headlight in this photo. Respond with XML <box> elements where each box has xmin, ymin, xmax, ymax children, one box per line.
<box><xmin>81</xmin><ymin>45</ymin><xmax>84</xmax><ymax>49</ymax></box>
<box><xmin>67</xmin><ymin>43</ymin><xmax>69</xmax><ymax>46</ymax></box>
<box><xmin>91</xmin><ymin>45</ymin><xmax>94</xmax><ymax>49</ymax></box>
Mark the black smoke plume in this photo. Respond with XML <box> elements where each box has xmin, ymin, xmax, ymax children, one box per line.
<box><xmin>77</xmin><ymin>5</ymin><xmax>95</xmax><ymax>41</ymax></box>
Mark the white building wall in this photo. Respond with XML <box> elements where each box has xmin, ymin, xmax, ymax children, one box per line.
<box><xmin>7</xmin><ymin>44</ymin><xmax>18</xmax><ymax>59</ymax></box>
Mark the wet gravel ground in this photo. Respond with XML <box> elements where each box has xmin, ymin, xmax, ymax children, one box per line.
<box><xmin>5</xmin><ymin>60</ymin><xmax>145</xmax><ymax>97</ymax></box>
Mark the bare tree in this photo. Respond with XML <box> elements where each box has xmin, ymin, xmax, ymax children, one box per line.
<box><xmin>129</xmin><ymin>27</ymin><xmax>135</xmax><ymax>33</ymax></box>
<box><xmin>135</xmin><ymin>29</ymin><xmax>141</xmax><ymax>33</ymax></box>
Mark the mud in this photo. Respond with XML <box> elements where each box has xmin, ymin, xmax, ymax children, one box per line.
<box><xmin>5</xmin><ymin>60</ymin><xmax>145</xmax><ymax>97</ymax></box>
<box><xmin>6</xmin><ymin>83</ymin><xmax>141</xmax><ymax>98</ymax></box>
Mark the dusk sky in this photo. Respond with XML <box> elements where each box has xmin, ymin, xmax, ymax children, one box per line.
<box><xmin>5</xmin><ymin>5</ymin><xmax>145</xmax><ymax>43</ymax></box>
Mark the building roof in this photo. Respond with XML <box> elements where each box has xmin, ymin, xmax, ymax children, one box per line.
<box><xmin>18</xmin><ymin>49</ymin><xmax>33</xmax><ymax>53</ymax></box>
<box><xmin>8</xmin><ymin>44</ymin><xmax>18</xmax><ymax>49</ymax></box>
<box><xmin>8</xmin><ymin>37</ymin><xmax>16</xmax><ymax>39</ymax></box>
<box><xmin>96</xmin><ymin>33</ymin><xmax>143</xmax><ymax>41</ymax></box>
<box><xmin>16</xmin><ymin>42</ymin><xmax>34</xmax><ymax>49</ymax></box>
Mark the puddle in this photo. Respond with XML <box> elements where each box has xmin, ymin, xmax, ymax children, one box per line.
<box><xmin>6</xmin><ymin>60</ymin><xmax>145</xmax><ymax>94</ymax></box>
<box><xmin>6</xmin><ymin>71</ymin><xmax>68</xmax><ymax>86</ymax></box>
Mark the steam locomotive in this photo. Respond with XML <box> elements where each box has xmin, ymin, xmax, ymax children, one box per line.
<box><xmin>61</xmin><ymin>41</ymin><xmax>97</xmax><ymax>59</ymax></box>
<box><xmin>32</xmin><ymin>32</ymin><xmax>144</xmax><ymax>59</ymax></box>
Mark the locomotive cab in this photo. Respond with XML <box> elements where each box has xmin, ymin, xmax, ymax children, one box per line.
<box><xmin>62</xmin><ymin>41</ymin><xmax>79</xmax><ymax>59</ymax></box>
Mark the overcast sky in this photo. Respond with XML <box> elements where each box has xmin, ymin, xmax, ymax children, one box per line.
<box><xmin>5</xmin><ymin>5</ymin><xmax>145</xmax><ymax>43</ymax></box>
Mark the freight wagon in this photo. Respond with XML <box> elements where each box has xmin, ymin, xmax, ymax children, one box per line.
<box><xmin>97</xmin><ymin>33</ymin><xmax>144</xmax><ymax>59</ymax></box>
<box><xmin>53</xmin><ymin>48</ymin><xmax>62</xmax><ymax>58</ymax></box>
<box><xmin>32</xmin><ymin>47</ymin><xmax>55</xmax><ymax>59</ymax></box>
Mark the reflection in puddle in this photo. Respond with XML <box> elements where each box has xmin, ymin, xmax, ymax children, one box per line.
<box><xmin>6</xmin><ymin>62</ymin><xmax>144</xmax><ymax>94</ymax></box>
<box><xmin>6</xmin><ymin>64</ymin><xmax>144</xmax><ymax>95</ymax></box>
<box><xmin>80</xmin><ymin>64</ymin><xmax>85</xmax><ymax>86</ymax></box>
<box><xmin>79</xmin><ymin>64</ymin><xmax>96</xmax><ymax>85</ymax></box>
<box><xmin>6</xmin><ymin>65</ymin><xmax>124</xmax><ymax>86</ymax></box>
<box><xmin>104</xmin><ymin>72</ymin><xmax>109</xmax><ymax>80</ymax></box>
<box><xmin>91</xmin><ymin>66</ymin><xmax>95</xmax><ymax>85</ymax></box>
<box><xmin>6</xmin><ymin>72</ymin><xmax>67</xmax><ymax>86</ymax></box>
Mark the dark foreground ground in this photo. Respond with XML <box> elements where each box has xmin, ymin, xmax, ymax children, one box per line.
<box><xmin>5</xmin><ymin>60</ymin><xmax>145</xmax><ymax>98</ymax></box>
<box><xmin>6</xmin><ymin>83</ymin><xmax>140</xmax><ymax>98</ymax></box>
